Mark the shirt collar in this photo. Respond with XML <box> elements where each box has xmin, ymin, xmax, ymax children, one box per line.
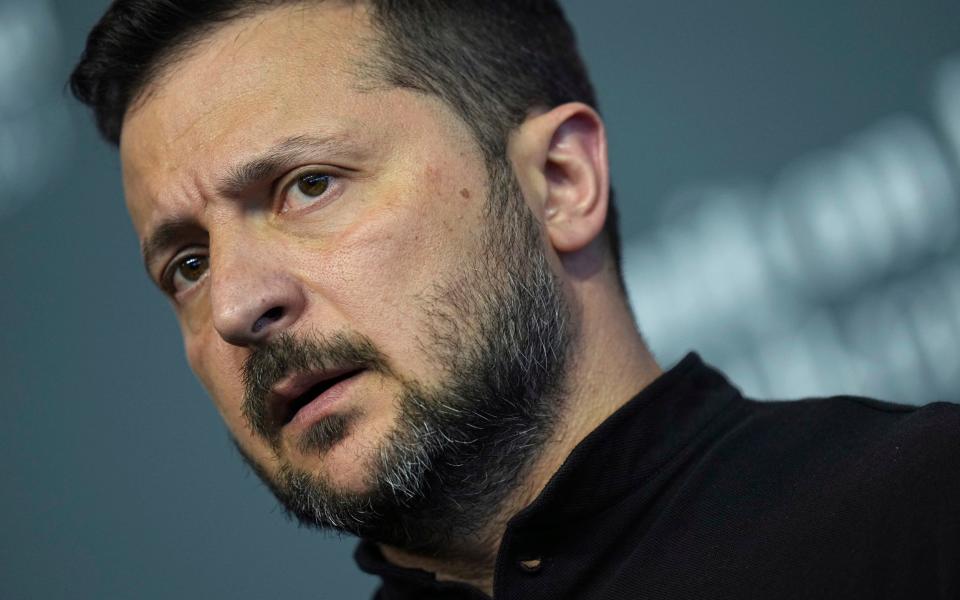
<box><xmin>355</xmin><ymin>352</ymin><xmax>745</xmax><ymax>595</ymax></box>
<box><xmin>508</xmin><ymin>352</ymin><xmax>743</xmax><ymax>532</ymax></box>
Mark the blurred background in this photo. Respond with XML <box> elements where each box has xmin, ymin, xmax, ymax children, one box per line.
<box><xmin>1</xmin><ymin>0</ymin><xmax>958</xmax><ymax>597</ymax></box>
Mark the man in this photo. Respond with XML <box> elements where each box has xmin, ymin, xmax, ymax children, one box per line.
<box><xmin>70</xmin><ymin>1</ymin><xmax>959</xmax><ymax>598</ymax></box>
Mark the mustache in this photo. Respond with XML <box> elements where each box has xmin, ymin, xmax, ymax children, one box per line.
<box><xmin>241</xmin><ymin>331</ymin><xmax>389</xmax><ymax>444</ymax></box>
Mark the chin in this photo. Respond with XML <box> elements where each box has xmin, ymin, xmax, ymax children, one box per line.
<box><xmin>283</xmin><ymin>410</ymin><xmax>390</xmax><ymax>494</ymax></box>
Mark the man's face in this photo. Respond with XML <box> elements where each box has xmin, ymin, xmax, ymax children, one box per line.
<box><xmin>120</xmin><ymin>3</ymin><xmax>571</xmax><ymax>547</ymax></box>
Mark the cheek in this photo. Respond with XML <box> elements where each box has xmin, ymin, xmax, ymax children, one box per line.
<box><xmin>181</xmin><ymin>317</ymin><xmax>281</xmax><ymax>475</ymax></box>
<box><xmin>182</xmin><ymin>323</ymin><xmax>214</xmax><ymax>389</ymax></box>
<box><xmin>183</xmin><ymin>328</ymin><xmax>244</xmax><ymax>419</ymax></box>
<box><xmin>179</xmin><ymin>287</ymin><xmax>212</xmax><ymax>337</ymax></box>
<box><xmin>324</xmin><ymin>189</ymin><xmax>479</xmax><ymax>332</ymax></box>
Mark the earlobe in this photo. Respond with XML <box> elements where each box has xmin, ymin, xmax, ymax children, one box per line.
<box><xmin>539</xmin><ymin>104</ymin><xmax>610</xmax><ymax>254</ymax></box>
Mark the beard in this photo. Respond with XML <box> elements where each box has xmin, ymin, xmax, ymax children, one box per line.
<box><xmin>235</xmin><ymin>166</ymin><xmax>575</xmax><ymax>557</ymax></box>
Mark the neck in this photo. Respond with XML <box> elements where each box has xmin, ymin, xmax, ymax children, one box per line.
<box><xmin>380</xmin><ymin>263</ymin><xmax>661</xmax><ymax>596</ymax></box>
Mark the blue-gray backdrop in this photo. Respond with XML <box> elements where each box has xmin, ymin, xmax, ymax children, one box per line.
<box><xmin>2</xmin><ymin>0</ymin><xmax>959</xmax><ymax>598</ymax></box>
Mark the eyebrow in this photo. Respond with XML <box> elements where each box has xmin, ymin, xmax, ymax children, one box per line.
<box><xmin>141</xmin><ymin>217</ymin><xmax>205</xmax><ymax>281</ymax></box>
<box><xmin>216</xmin><ymin>133</ymin><xmax>357</xmax><ymax>198</ymax></box>
<box><xmin>141</xmin><ymin>133</ymin><xmax>360</xmax><ymax>279</ymax></box>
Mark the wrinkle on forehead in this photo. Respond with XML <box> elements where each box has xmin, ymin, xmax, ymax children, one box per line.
<box><xmin>120</xmin><ymin>1</ymin><xmax>379</xmax><ymax>231</ymax></box>
<box><xmin>122</xmin><ymin>2</ymin><xmax>376</xmax><ymax>154</ymax></box>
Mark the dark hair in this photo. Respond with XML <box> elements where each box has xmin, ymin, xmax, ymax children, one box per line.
<box><xmin>69</xmin><ymin>0</ymin><xmax>622</xmax><ymax>277</ymax></box>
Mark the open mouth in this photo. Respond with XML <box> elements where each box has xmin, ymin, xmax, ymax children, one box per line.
<box><xmin>281</xmin><ymin>369</ymin><xmax>363</xmax><ymax>426</ymax></box>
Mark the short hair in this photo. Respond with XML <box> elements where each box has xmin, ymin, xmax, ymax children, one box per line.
<box><xmin>70</xmin><ymin>0</ymin><xmax>623</xmax><ymax>277</ymax></box>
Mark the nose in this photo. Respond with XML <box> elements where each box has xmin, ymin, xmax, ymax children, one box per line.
<box><xmin>209</xmin><ymin>239</ymin><xmax>306</xmax><ymax>347</ymax></box>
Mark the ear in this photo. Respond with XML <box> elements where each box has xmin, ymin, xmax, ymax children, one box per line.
<box><xmin>510</xmin><ymin>103</ymin><xmax>610</xmax><ymax>254</ymax></box>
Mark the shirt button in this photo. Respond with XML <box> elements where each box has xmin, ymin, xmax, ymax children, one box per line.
<box><xmin>518</xmin><ymin>558</ymin><xmax>542</xmax><ymax>573</ymax></box>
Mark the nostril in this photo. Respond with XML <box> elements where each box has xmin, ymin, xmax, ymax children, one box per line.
<box><xmin>252</xmin><ymin>306</ymin><xmax>285</xmax><ymax>334</ymax></box>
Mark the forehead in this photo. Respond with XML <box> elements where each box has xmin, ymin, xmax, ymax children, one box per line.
<box><xmin>119</xmin><ymin>2</ymin><xmax>391</xmax><ymax>228</ymax></box>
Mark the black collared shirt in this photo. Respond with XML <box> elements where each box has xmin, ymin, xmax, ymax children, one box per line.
<box><xmin>355</xmin><ymin>354</ymin><xmax>960</xmax><ymax>599</ymax></box>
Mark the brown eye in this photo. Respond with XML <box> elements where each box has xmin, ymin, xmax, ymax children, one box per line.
<box><xmin>296</xmin><ymin>173</ymin><xmax>331</xmax><ymax>197</ymax></box>
<box><xmin>177</xmin><ymin>255</ymin><xmax>208</xmax><ymax>282</ymax></box>
<box><xmin>283</xmin><ymin>171</ymin><xmax>339</xmax><ymax>213</ymax></box>
<box><xmin>168</xmin><ymin>254</ymin><xmax>209</xmax><ymax>295</ymax></box>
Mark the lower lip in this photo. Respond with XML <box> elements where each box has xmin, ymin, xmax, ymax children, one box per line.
<box><xmin>285</xmin><ymin>372</ymin><xmax>363</xmax><ymax>432</ymax></box>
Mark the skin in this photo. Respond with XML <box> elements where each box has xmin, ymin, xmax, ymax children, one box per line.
<box><xmin>120</xmin><ymin>2</ymin><xmax>661</xmax><ymax>595</ymax></box>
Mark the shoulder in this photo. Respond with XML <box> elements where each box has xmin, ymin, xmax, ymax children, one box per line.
<box><xmin>743</xmin><ymin>392</ymin><xmax>959</xmax><ymax>441</ymax></box>
<box><xmin>749</xmin><ymin>394</ymin><xmax>960</xmax><ymax>456</ymax></box>
<box><xmin>838</xmin><ymin>398</ymin><xmax>960</xmax><ymax>497</ymax></box>
<box><xmin>743</xmin><ymin>393</ymin><xmax>960</xmax><ymax>464</ymax></box>
<box><xmin>737</xmin><ymin>394</ymin><xmax>960</xmax><ymax>519</ymax></box>
<box><xmin>700</xmin><ymin>395</ymin><xmax>960</xmax><ymax>587</ymax></box>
